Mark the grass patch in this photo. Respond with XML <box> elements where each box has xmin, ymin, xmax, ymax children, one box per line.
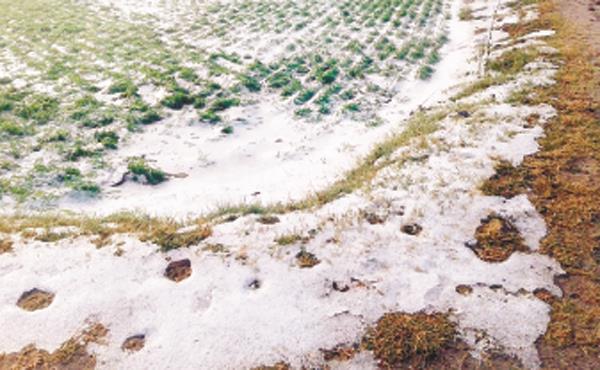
<box><xmin>108</xmin><ymin>79</ymin><xmax>138</xmax><ymax>98</ymax></box>
<box><xmin>94</xmin><ymin>131</ymin><xmax>119</xmax><ymax>149</ymax></box>
<box><xmin>161</xmin><ymin>88</ymin><xmax>194</xmax><ymax>110</ymax></box>
<box><xmin>16</xmin><ymin>95</ymin><xmax>59</xmax><ymax>124</ymax></box>
<box><xmin>363</xmin><ymin>312</ymin><xmax>457</xmax><ymax>368</ymax></box>
<box><xmin>128</xmin><ymin>158</ymin><xmax>167</xmax><ymax>185</ymax></box>
<box><xmin>487</xmin><ymin>48</ymin><xmax>539</xmax><ymax>75</ymax></box>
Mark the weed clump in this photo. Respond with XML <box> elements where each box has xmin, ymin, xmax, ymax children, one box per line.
<box><xmin>199</xmin><ymin>111</ymin><xmax>221</xmax><ymax>123</ymax></box>
<box><xmin>161</xmin><ymin>88</ymin><xmax>194</xmax><ymax>110</ymax></box>
<box><xmin>127</xmin><ymin>158</ymin><xmax>167</xmax><ymax>185</ymax></box>
<box><xmin>238</xmin><ymin>74</ymin><xmax>261</xmax><ymax>92</ymax></box>
<box><xmin>296</xmin><ymin>249</ymin><xmax>320</xmax><ymax>268</ymax></box>
<box><xmin>94</xmin><ymin>131</ymin><xmax>119</xmax><ymax>149</ymax></box>
<box><xmin>363</xmin><ymin>312</ymin><xmax>457</xmax><ymax>368</ymax></box>
<box><xmin>0</xmin><ymin>120</ymin><xmax>32</xmax><ymax>137</ymax></box>
<box><xmin>487</xmin><ymin>48</ymin><xmax>539</xmax><ymax>75</ymax></box>
<box><xmin>468</xmin><ymin>214</ymin><xmax>528</xmax><ymax>262</ymax></box>
<box><xmin>140</xmin><ymin>222</ymin><xmax>212</xmax><ymax>251</ymax></box>
<box><xmin>74</xmin><ymin>181</ymin><xmax>101</xmax><ymax>195</ymax></box>
<box><xmin>16</xmin><ymin>95</ymin><xmax>59</xmax><ymax>124</ymax></box>
<box><xmin>294</xmin><ymin>89</ymin><xmax>316</xmax><ymax>105</ymax></box>
<box><xmin>275</xmin><ymin>234</ymin><xmax>302</xmax><ymax>246</ymax></box>
<box><xmin>108</xmin><ymin>79</ymin><xmax>138</xmax><ymax>98</ymax></box>
<box><xmin>211</xmin><ymin>97</ymin><xmax>240</xmax><ymax>112</ymax></box>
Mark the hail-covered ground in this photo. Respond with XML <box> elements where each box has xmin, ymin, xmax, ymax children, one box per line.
<box><xmin>0</xmin><ymin>0</ymin><xmax>565</xmax><ymax>369</ymax></box>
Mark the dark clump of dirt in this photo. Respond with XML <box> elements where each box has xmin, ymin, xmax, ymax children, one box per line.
<box><xmin>467</xmin><ymin>214</ymin><xmax>527</xmax><ymax>263</ymax></box>
<box><xmin>16</xmin><ymin>288</ymin><xmax>55</xmax><ymax>311</ymax></box>
<box><xmin>295</xmin><ymin>249</ymin><xmax>320</xmax><ymax>268</ymax></box>
<box><xmin>332</xmin><ymin>281</ymin><xmax>350</xmax><ymax>293</ymax></box>
<box><xmin>362</xmin><ymin>312</ymin><xmax>457</xmax><ymax>368</ymax></box>
<box><xmin>365</xmin><ymin>212</ymin><xmax>386</xmax><ymax>225</ymax></box>
<box><xmin>257</xmin><ymin>215</ymin><xmax>280</xmax><ymax>225</ymax></box>
<box><xmin>164</xmin><ymin>258</ymin><xmax>192</xmax><ymax>282</ymax></box>
<box><xmin>401</xmin><ymin>223</ymin><xmax>423</xmax><ymax>236</ymax></box>
<box><xmin>0</xmin><ymin>323</ymin><xmax>107</xmax><ymax>370</ymax></box>
<box><xmin>122</xmin><ymin>334</ymin><xmax>146</xmax><ymax>353</ymax></box>
<box><xmin>455</xmin><ymin>285</ymin><xmax>474</xmax><ymax>296</ymax></box>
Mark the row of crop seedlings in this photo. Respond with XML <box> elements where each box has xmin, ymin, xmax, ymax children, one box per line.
<box><xmin>334</xmin><ymin>0</ymin><xmax>434</xmax><ymax>28</ymax></box>
<box><xmin>200</xmin><ymin>0</ymin><xmax>325</xmax><ymax>38</ymax></box>
<box><xmin>321</xmin><ymin>0</ymin><xmax>444</xmax><ymax>57</ymax></box>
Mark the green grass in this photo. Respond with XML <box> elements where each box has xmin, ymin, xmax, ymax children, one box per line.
<box><xmin>0</xmin><ymin>120</ymin><xmax>32</xmax><ymax>136</ymax></box>
<box><xmin>108</xmin><ymin>79</ymin><xmax>138</xmax><ymax>98</ymax></box>
<box><xmin>128</xmin><ymin>157</ymin><xmax>167</xmax><ymax>185</ymax></box>
<box><xmin>161</xmin><ymin>89</ymin><xmax>194</xmax><ymax>110</ymax></box>
<box><xmin>94</xmin><ymin>131</ymin><xmax>119</xmax><ymax>149</ymax></box>
<box><xmin>16</xmin><ymin>95</ymin><xmax>59</xmax><ymax>125</ymax></box>
<box><xmin>211</xmin><ymin>97</ymin><xmax>240</xmax><ymax>112</ymax></box>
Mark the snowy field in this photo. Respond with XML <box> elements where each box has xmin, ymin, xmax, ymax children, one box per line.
<box><xmin>1</xmin><ymin>0</ymin><xmax>459</xmax><ymax>216</ymax></box>
<box><xmin>0</xmin><ymin>0</ymin><xmax>566</xmax><ymax>369</ymax></box>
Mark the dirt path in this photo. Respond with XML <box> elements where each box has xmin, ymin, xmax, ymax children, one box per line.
<box><xmin>556</xmin><ymin>0</ymin><xmax>600</xmax><ymax>100</ymax></box>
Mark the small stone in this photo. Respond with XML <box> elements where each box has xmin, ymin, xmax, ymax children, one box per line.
<box><xmin>164</xmin><ymin>259</ymin><xmax>192</xmax><ymax>282</ymax></box>
<box><xmin>257</xmin><ymin>215</ymin><xmax>280</xmax><ymax>225</ymax></box>
<box><xmin>122</xmin><ymin>334</ymin><xmax>145</xmax><ymax>353</ymax></box>
<box><xmin>401</xmin><ymin>223</ymin><xmax>423</xmax><ymax>236</ymax></box>
<box><xmin>457</xmin><ymin>110</ymin><xmax>471</xmax><ymax>118</ymax></box>
<box><xmin>248</xmin><ymin>279</ymin><xmax>261</xmax><ymax>290</ymax></box>
<box><xmin>16</xmin><ymin>288</ymin><xmax>55</xmax><ymax>311</ymax></box>
<box><xmin>455</xmin><ymin>285</ymin><xmax>473</xmax><ymax>296</ymax></box>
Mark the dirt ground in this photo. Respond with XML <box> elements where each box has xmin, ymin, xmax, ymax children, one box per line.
<box><xmin>557</xmin><ymin>0</ymin><xmax>600</xmax><ymax>99</ymax></box>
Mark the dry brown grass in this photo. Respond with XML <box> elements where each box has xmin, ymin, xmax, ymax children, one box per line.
<box><xmin>0</xmin><ymin>212</ymin><xmax>212</xmax><ymax>251</ymax></box>
<box><xmin>482</xmin><ymin>0</ymin><xmax>600</xmax><ymax>367</ymax></box>
<box><xmin>469</xmin><ymin>214</ymin><xmax>528</xmax><ymax>262</ymax></box>
<box><xmin>0</xmin><ymin>238</ymin><xmax>12</xmax><ymax>254</ymax></box>
<box><xmin>295</xmin><ymin>249</ymin><xmax>320</xmax><ymax>268</ymax></box>
<box><xmin>251</xmin><ymin>362</ymin><xmax>290</xmax><ymax>370</ymax></box>
<box><xmin>362</xmin><ymin>312</ymin><xmax>457</xmax><ymax>368</ymax></box>
<box><xmin>0</xmin><ymin>323</ymin><xmax>108</xmax><ymax>370</ymax></box>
